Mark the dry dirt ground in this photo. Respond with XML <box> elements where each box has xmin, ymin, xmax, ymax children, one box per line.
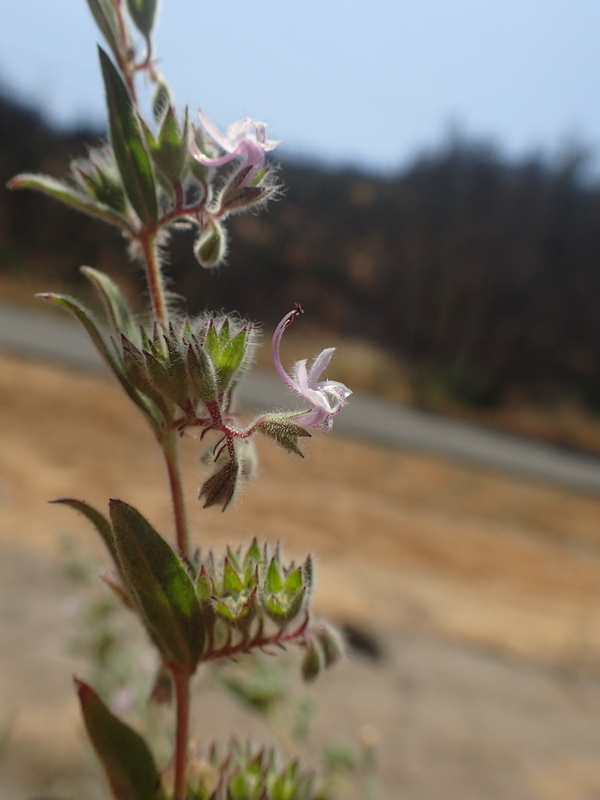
<box><xmin>2</xmin><ymin>352</ymin><xmax>600</xmax><ymax>799</ymax></box>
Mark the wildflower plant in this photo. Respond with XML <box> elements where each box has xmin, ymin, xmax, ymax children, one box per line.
<box><xmin>8</xmin><ymin>1</ymin><xmax>352</xmax><ymax>798</ymax></box>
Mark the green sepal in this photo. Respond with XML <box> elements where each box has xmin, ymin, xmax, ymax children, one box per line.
<box><xmin>81</xmin><ymin>267</ymin><xmax>140</xmax><ymax>345</ymax></box>
<box><xmin>265</xmin><ymin>558</ymin><xmax>283</xmax><ymax>594</ymax></box>
<box><xmin>256</xmin><ymin>414</ymin><xmax>311</xmax><ymax>457</ymax></box>
<box><xmin>126</xmin><ymin>0</ymin><xmax>158</xmax><ymax>38</ymax></box>
<box><xmin>213</xmin><ymin>587</ymin><xmax>257</xmax><ymax>629</ymax></box>
<box><xmin>196</xmin><ymin>565</ymin><xmax>217</xmax><ymax>631</ymax></box>
<box><xmin>222</xmin><ymin>557</ymin><xmax>244</xmax><ymax>594</ymax></box>
<box><xmin>218</xmin><ymin>163</ymin><xmax>272</xmax><ymax>213</ymax></box>
<box><xmin>99</xmin><ymin>47</ymin><xmax>158</xmax><ymax>225</ymax></box>
<box><xmin>243</xmin><ymin>537</ymin><xmax>261</xmax><ymax>571</ymax></box>
<box><xmin>109</xmin><ymin>500</ymin><xmax>204</xmax><ymax>672</ymax></box>
<box><xmin>196</xmin><ymin>564</ymin><xmax>214</xmax><ymax>603</ymax></box>
<box><xmin>51</xmin><ymin>498</ymin><xmax>119</xmax><ymax>568</ymax></box>
<box><xmin>282</xmin><ymin>566</ymin><xmax>303</xmax><ymax>597</ymax></box>
<box><xmin>86</xmin><ymin>0</ymin><xmax>127</xmax><ymax>65</ymax></box>
<box><xmin>264</xmin><ymin>586</ymin><xmax>306</xmax><ymax>625</ymax></box>
<box><xmin>162</xmin><ymin>326</ymin><xmax>192</xmax><ymax>407</ymax></box>
<box><xmin>225</xmin><ymin>544</ymin><xmax>242</xmax><ymax>575</ymax></box>
<box><xmin>221</xmin><ymin>184</ymin><xmax>266</xmax><ymax>214</ymax></box>
<box><xmin>75</xmin><ymin>679</ymin><xmax>167</xmax><ymax>800</ymax></box>
<box><xmin>150</xmin><ymin>106</ymin><xmax>190</xmax><ymax>184</ymax></box>
<box><xmin>7</xmin><ymin>173</ymin><xmax>131</xmax><ymax>230</ymax></box>
<box><xmin>143</xmin><ymin>349</ymin><xmax>189</xmax><ymax>410</ymax></box>
<box><xmin>205</xmin><ymin>319</ymin><xmax>249</xmax><ymax>396</ymax></box>
<box><xmin>185</xmin><ymin>341</ymin><xmax>218</xmax><ymax>405</ymax></box>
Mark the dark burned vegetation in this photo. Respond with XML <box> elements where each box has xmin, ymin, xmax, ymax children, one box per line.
<box><xmin>2</xmin><ymin>91</ymin><xmax>600</xmax><ymax>413</ymax></box>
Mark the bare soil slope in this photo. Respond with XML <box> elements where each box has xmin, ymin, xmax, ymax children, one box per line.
<box><xmin>2</xmin><ymin>353</ymin><xmax>600</xmax><ymax>799</ymax></box>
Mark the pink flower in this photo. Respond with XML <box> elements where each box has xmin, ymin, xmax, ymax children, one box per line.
<box><xmin>271</xmin><ymin>306</ymin><xmax>351</xmax><ymax>431</ymax></box>
<box><xmin>192</xmin><ymin>109</ymin><xmax>280</xmax><ymax>176</ymax></box>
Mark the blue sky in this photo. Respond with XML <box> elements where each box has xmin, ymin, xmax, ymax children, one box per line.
<box><xmin>1</xmin><ymin>1</ymin><xmax>599</xmax><ymax>174</ymax></box>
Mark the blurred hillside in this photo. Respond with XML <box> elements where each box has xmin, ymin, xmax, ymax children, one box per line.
<box><xmin>2</xmin><ymin>91</ymin><xmax>600</xmax><ymax>422</ymax></box>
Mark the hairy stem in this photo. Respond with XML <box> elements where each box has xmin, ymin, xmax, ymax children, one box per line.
<box><xmin>140</xmin><ymin>232</ymin><xmax>169</xmax><ymax>324</ymax></box>
<box><xmin>162</xmin><ymin>430</ymin><xmax>190</xmax><ymax>559</ymax></box>
<box><xmin>171</xmin><ymin>669</ymin><xmax>190</xmax><ymax>800</ymax></box>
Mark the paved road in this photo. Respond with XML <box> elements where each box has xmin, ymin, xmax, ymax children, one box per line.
<box><xmin>1</xmin><ymin>300</ymin><xmax>600</xmax><ymax>495</ymax></box>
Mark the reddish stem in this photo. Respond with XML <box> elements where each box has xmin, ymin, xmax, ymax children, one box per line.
<box><xmin>171</xmin><ymin>669</ymin><xmax>190</xmax><ymax>800</ymax></box>
<box><xmin>203</xmin><ymin>614</ymin><xmax>311</xmax><ymax>663</ymax></box>
<box><xmin>163</xmin><ymin>431</ymin><xmax>190</xmax><ymax>559</ymax></box>
<box><xmin>140</xmin><ymin>233</ymin><xmax>168</xmax><ymax>324</ymax></box>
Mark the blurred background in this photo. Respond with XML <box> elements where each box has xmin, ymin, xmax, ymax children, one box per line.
<box><xmin>2</xmin><ymin>2</ymin><xmax>600</xmax><ymax>799</ymax></box>
<box><xmin>1</xmin><ymin>0</ymin><xmax>600</xmax><ymax>446</ymax></box>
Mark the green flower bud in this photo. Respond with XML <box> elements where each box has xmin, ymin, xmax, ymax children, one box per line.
<box><xmin>194</xmin><ymin>220</ymin><xmax>227</xmax><ymax>268</ymax></box>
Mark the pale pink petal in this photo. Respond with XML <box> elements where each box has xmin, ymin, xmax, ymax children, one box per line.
<box><xmin>307</xmin><ymin>347</ymin><xmax>335</xmax><ymax>387</ymax></box>
<box><xmin>271</xmin><ymin>308</ymin><xmax>351</xmax><ymax>431</ymax></box>
<box><xmin>197</xmin><ymin>108</ymin><xmax>232</xmax><ymax>152</ymax></box>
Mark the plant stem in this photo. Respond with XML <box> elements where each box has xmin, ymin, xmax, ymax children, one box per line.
<box><xmin>171</xmin><ymin>669</ymin><xmax>190</xmax><ymax>800</ymax></box>
<box><xmin>140</xmin><ymin>232</ymin><xmax>169</xmax><ymax>323</ymax></box>
<box><xmin>163</xmin><ymin>431</ymin><xmax>190</xmax><ymax>559</ymax></box>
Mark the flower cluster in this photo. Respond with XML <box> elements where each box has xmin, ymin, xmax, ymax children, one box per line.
<box><xmin>62</xmin><ymin>498</ymin><xmax>343</xmax><ymax>681</ymax></box>
<box><xmin>184</xmin><ymin>740</ymin><xmax>318</xmax><ymax>800</ymax></box>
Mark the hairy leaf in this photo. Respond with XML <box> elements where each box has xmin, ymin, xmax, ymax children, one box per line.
<box><xmin>109</xmin><ymin>500</ymin><xmax>203</xmax><ymax>671</ymax></box>
<box><xmin>7</xmin><ymin>173</ymin><xmax>131</xmax><ymax>230</ymax></box>
<box><xmin>76</xmin><ymin>679</ymin><xmax>166</xmax><ymax>800</ymax></box>
<box><xmin>126</xmin><ymin>0</ymin><xmax>158</xmax><ymax>38</ymax></box>
<box><xmin>99</xmin><ymin>48</ymin><xmax>158</xmax><ymax>225</ymax></box>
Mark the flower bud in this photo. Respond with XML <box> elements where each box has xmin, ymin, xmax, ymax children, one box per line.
<box><xmin>193</xmin><ymin>220</ymin><xmax>227</xmax><ymax>268</ymax></box>
<box><xmin>301</xmin><ymin>639</ymin><xmax>322</xmax><ymax>683</ymax></box>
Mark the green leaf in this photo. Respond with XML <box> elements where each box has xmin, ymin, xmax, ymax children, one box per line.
<box><xmin>76</xmin><ymin>679</ymin><xmax>167</xmax><ymax>800</ymax></box>
<box><xmin>81</xmin><ymin>267</ymin><xmax>140</xmax><ymax>344</ymax></box>
<box><xmin>109</xmin><ymin>500</ymin><xmax>204</xmax><ymax>671</ymax></box>
<box><xmin>99</xmin><ymin>47</ymin><xmax>158</xmax><ymax>225</ymax></box>
<box><xmin>51</xmin><ymin>498</ymin><xmax>119</xmax><ymax>567</ymax></box>
<box><xmin>7</xmin><ymin>173</ymin><xmax>131</xmax><ymax>230</ymax></box>
<box><xmin>36</xmin><ymin>292</ymin><xmax>161</xmax><ymax>431</ymax></box>
<box><xmin>126</xmin><ymin>0</ymin><xmax>158</xmax><ymax>38</ymax></box>
<box><xmin>86</xmin><ymin>0</ymin><xmax>125</xmax><ymax>64</ymax></box>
